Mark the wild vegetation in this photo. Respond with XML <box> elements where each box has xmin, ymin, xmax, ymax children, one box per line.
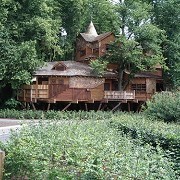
<box><xmin>1</xmin><ymin>112</ymin><xmax>179</xmax><ymax>179</ymax></box>
<box><xmin>144</xmin><ymin>91</ymin><xmax>180</xmax><ymax>122</ymax></box>
<box><xmin>0</xmin><ymin>101</ymin><xmax>179</xmax><ymax>178</ymax></box>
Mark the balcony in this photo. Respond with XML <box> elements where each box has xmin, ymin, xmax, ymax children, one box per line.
<box><xmin>18</xmin><ymin>85</ymin><xmax>49</xmax><ymax>102</ymax></box>
<box><xmin>104</xmin><ymin>91</ymin><xmax>135</xmax><ymax>100</ymax></box>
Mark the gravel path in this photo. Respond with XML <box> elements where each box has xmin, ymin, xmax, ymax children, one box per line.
<box><xmin>0</xmin><ymin>119</ymin><xmax>21</xmax><ymax>127</ymax></box>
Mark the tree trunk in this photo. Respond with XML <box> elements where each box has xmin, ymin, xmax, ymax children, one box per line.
<box><xmin>118</xmin><ymin>70</ymin><xmax>124</xmax><ymax>91</ymax></box>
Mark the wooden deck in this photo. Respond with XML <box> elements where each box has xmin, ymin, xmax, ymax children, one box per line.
<box><xmin>18</xmin><ymin>85</ymin><xmax>49</xmax><ymax>102</ymax></box>
<box><xmin>18</xmin><ymin>85</ymin><xmax>152</xmax><ymax>104</ymax></box>
<box><xmin>104</xmin><ymin>91</ymin><xmax>135</xmax><ymax>101</ymax></box>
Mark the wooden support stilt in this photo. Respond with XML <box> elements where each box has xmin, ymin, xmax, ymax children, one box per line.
<box><xmin>111</xmin><ymin>102</ymin><xmax>122</xmax><ymax>112</ymax></box>
<box><xmin>128</xmin><ymin>102</ymin><xmax>131</xmax><ymax>112</ymax></box>
<box><xmin>85</xmin><ymin>103</ymin><xmax>88</xmax><ymax>111</ymax></box>
<box><xmin>31</xmin><ymin>102</ymin><xmax>36</xmax><ymax>110</ymax></box>
<box><xmin>98</xmin><ymin>102</ymin><xmax>102</xmax><ymax>111</ymax></box>
<box><xmin>0</xmin><ymin>150</ymin><xmax>5</xmax><ymax>180</ymax></box>
<box><xmin>136</xmin><ymin>101</ymin><xmax>145</xmax><ymax>112</ymax></box>
<box><xmin>62</xmin><ymin>103</ymin><xmax>71</xmax><ymax>111</ymax></box>
<box><xmin>47</xmin><ymin>103</ymin><xmax>51</xmax><ymax>111</ymax></box>
<box><xmin>27</xmin><ymin>102</ymin><xmax>30</xmax><ymax>110</ymax></box>
<box><xmin>101</xmin><ymin>104</ymin><xmax>107</xmax><ymax>111</ymax></box>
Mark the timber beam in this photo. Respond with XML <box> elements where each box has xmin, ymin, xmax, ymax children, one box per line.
<box><xmin>98</xmin><ymin>102</ymin><xmax>102</xmax><ymax>111</ymax></box>
<box><xmin>62</xmin><ymin>103</ymin><xmax>71</xmax><ymax>111</ymax></box>
<box><xmin>111</xmin><ymin>102</ymin><xmax>122</xmax><ymax>112</ymax></box>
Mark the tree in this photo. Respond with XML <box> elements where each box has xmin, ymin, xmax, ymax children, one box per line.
<box><xmin>148</xmin><ymin>0</ymin><xmax>180</xmax><ymax>88</ymax></box>
<box><xmin>0</xmin><ymin>27</ymin><xmax>42</xmax><ymax>89</ymax></box>
<box><xmin>104</xmin><ymin>0</ymin><xmax>166</xmax><ymax>90</ymax></box>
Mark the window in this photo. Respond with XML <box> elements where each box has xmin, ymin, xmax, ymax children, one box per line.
<box><xmin>93</xmin><ymin>48</ymin><xmax>99</xmax><ymax>55</ymax></box>
<box><xmin>106</xmin><ymin>44</ymin><xmax>110</xmax><ymax>51</ymax></box>
<box><xmin>131</xmin><ymin>84</ymin><xmax>146</xmax><ymax>92</ymax></box>
<box><xmin>38</xmin><ymin>77</ymin><xmax>48</xmax><ymax>85</ymax></box>
<box><xmin>80</xmin><ymin>49</ymin><xmax>86</xmax><ymax>57</ymax></box>
<box><xmin>104</xmin><ymin>83</ymin><xmax>110</xmax><ymax>91</ymax></box>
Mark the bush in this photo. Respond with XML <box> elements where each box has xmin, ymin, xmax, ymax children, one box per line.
<box><xmin>144</xmin><ymin>91</ymin><xmax>180</xmax><ymax>122</ymax></box>
<box><xmin>110</xmin><ymin>113</ymin><xmax>180</xmax><ymax>175</ymax></box>
<box><xmin>4</xmin><ymin>98</ymin><xmax>21</xmax><ymax>109</ymax></box>
<box><xmin>1</xmin><ymin>120</ymin><xmax>176</xmax><ymax>179</ymax></box>
<box><xmin>0</xmin><ymin>109</ymin><xmax>114</xmax><ymax>121</ymax></box>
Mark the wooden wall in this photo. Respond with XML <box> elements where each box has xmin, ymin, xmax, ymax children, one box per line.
<box><xmin>90</xmin><ymin>84</ymin><xmax>104</xmax><ymax>101</ymax></box>
<box><xmin>99</xmin><ymin>34</ymin><xmax>115</xmax><ymax>57</ymax></box>
<box><xmin>75</xmin><ymin>34</ymin><xmax>115</xmax><ymax>62</ymax></box>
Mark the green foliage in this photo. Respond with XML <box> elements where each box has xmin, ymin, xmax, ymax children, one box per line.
<box><xmin>1</xmin><ymin>118</ymin><xmax>176</xmax><ymax>179</ymax></box>
<box><xmin>110</xmin><ymin>113</ymin><xmax>180</xmax><ymax>175</ymax></box>
<box><xmin>149</xmin><ymin>0</ymin><xmax>180</xmax><ymax>88</ymax></box>
<box><xmin>104</xmin><ymin>0</ymin><xmax>166</xmax><ymax>90</ymax></box>
<box><xmin>90</xmin><ymin>59</ymin><xmax>108</xmax><ymax>76</ymax></box>
<box><xmin>4</xmin><ymin>98</ymin><xmax>21</xmax><ymax>109</ymax></box>
<box><xmin>144</xmin><ymin>91</ymin><xmax>180</xmax><ymax>122</ymax></box>
<box><xmin>0</xmin><ymin>109</ymin><xmax>113</xmax><ymax>121</ymax></box>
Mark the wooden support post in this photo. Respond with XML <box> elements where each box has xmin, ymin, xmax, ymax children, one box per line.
<box><xmin>101</xmin><ymin>104</ymin><xmax>107</xmax><ymax>111</ymax></box>
<box><xmin>0</xmin><ymin>150</ymin><xmax>5</xmax><ymax>180</ymax></box>
<box><xmin>85</xmin><ymin>103</ymin><xmax>88</xmax><ymax>111</ymax></box>
<box><xmin>136</xmin><ymin>101</ymin><xmax>145</xmax><ymax>112</ymax></box>
<box><xmin>111</xmin><ymin>102</ymin><xmax>121</xmax><ymax>112</ymax></box>
<box><xmin>98</xmin><ymin>102</ymin><xmax>102</xmax><ymax>111</ymax></box>
<box><xmin>47</xmin><ymin>103</ymin><xmax>51</xmax><ymax>111</ymax></box>
<box><xmin>62</xmin><ymin>103</ymin><xmax>71</xmax><ymax>111</ymax></box>
<box><xmin>128</xmin><ymin>102</ymin><xmax>131</xmax><ymax>112</ymax></box>
<box><xmin>31</xmin><ymin>102</ymin><xmax>36</xmax><ymax>110</ymax></box>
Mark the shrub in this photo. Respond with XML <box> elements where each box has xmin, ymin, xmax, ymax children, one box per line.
<box><xmin>144</xmin><ymin>91</ymin><xmax>180</xmax><ymax>122</ymax></box>
<box><xmin>110</xmin><ymin>113</ymin><xmax>180</xmax><ymax>175</ymax></box>
<box><xmin>4</xmin><ymin>98</ymin><xmax>21</xmax><ymax>109</ymax></box>
<box><xmin>1</xmin><ymin>120</ymin><xmax>176</xmax><ymax>179</ymax></box>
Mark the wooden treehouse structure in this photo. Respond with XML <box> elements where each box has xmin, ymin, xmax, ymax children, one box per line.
<box><xmin>18</xmin><ymin>22</ymin><xmax>163</xmax><ymax>111</ymax></box>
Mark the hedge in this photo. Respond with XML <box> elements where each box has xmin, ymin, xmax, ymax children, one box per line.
<box><xmin>110</xmin><ymin>113</ymin><xmax>180</xmax><ymax>175</ymax></box>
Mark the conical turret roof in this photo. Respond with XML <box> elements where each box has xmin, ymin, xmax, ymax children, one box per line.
<box><xmin>85</xmin><ymin>21</ymin><xmax>98</xmax><ymax>36</ymax></box>
<box><xmin>80</xmin><ymin>21</ymin><xmax>112</xmax><ymax>42</ymax></box>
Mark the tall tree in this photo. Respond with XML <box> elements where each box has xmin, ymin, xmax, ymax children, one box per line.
<box><xmin>148</xmin><ymin>0</ymin><xmax>180</xmax><ymax>88</ymax></box>
<box><xmin>104</xmin><ymin>0</ymin><xmax>166</xmax><ymax>90</ymax></box>
<box><xmin>0</xmin><ymin>0</ymin><xmax>62</xmax><ymax>102</ymax></box>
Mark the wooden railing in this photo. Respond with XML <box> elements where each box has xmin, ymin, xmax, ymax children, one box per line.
<box><xmin>135</xmin><ymin>92</ymin><xmax>153</xmax><ymax>101</ymax></box>
<box><xmin>104</xmin><ymin>91</ymin><xmax>135</xmax><ymax>100</ymax></box>
<box><xmin>18</xmin><ymin>85</ymin><xmax>49</xmax><ymax>101</ymax></box>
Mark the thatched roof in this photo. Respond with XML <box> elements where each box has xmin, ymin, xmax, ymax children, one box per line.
<box><xmin>135</xmin><ymin>72</ymin><xmax>162</xmax><ymax>79</ymax></box>
<box><xmin>80</xmin><ymin>21</ymin><xmax>112</xmax><ymax>42</ymax></box>
<box><xmin>35</xmin><ymin>61</ymin><xmax>117</xmax><ymax>78</ymax></box>
<box><xmin>80</xmin><ymin>32</ymin><xmax>112</xmax><ymax>42</ymax></box>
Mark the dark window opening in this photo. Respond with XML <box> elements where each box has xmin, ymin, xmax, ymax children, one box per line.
<box><xmin>93</xmin><ymin>48</ymin><xmax>99</xmax><ymax>55</ymax></box>
<box><xmin>38</xmin><ymin>77</ymin><xmax>48</xmax><ymax>85</ymax></box>
<box><xmin>156</xmin><ymin>83</ymin><xmax>163</xmax><ymax>92</ymax></box>
<box><xmin>80</xmin><ymin>49</ymin><xmax>86</xmax><ymax>57</ymax></box>
<box><xmin>106</xmin><ymin>44</ymin><xmax>110</xmax><ymax>51</ymax></box>
<box><xmin>131</xmin><ymin>84</ymin><xmax>146</xmax><ymax>92</ymax></box>
<box><xmin>104</xmin><ymin>83</ymin><xmax>110</xmax><ymax>91</ymax></box>
<box><xmin>54</xmin><ymin>65</ymin><xmax>66</xmax><ymax>71</ymax></box>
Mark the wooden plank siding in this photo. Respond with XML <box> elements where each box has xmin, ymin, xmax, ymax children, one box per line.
<box><xmin>90</xmin><ymin>84</ymin><xmax>104</xmax><ymax>101</ymax></box>
<box><xmin>54</xmin><ymin>88</ymin><xmax>91</xmax><ymax>102</ymax></box>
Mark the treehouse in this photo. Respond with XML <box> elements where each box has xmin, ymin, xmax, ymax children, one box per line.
<box><xmin>18</xmin><ymin>21</ymin><xmax>163</xmax><ymax>111</ymax></box>
<box><xmin>18</xmin><ymin>61</ymin><xmax>136</xmax><ymax>110</ymax></box>
<box><xmin>75</xmin><ymin>21</ymin><xmax>115</xmax><ymax>62</ymax></box>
